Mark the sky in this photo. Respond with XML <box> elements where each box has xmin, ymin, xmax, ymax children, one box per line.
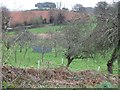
<box><xmin>0</xmin><ymin>0</ymin><xmax>119</xmax><ymax>11</ymax></box>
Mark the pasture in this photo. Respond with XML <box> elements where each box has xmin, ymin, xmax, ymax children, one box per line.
<box><xmin>7</xmin><ymin>25</ymin><xmax>63</xmax><ymax>35</ymax></box>
<box><xmin>2</xmin><ymin>24</ymin><xmax>119</xmax><ymax>88</ymax></box>
<box><xmin>3</xmin><ymin>40</ymin><xmax>118</xmax><ymax>74</ymax></box>
<box><xmin>4</xmin><ymin>25</ymin><xmax>119</xmax><ymax>74</ymax></box>
<box><xmin>29</xmin><ymin>25</ymin><xmax>62</xmax><ymax>33</ymax></box>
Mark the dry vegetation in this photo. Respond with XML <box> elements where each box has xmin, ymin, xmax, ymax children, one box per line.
<box><xmin>2</xmin><ymin>66</ymin><xmax>118</xmax><ymax>88</ymax></box>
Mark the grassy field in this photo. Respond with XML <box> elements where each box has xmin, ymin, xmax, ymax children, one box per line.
<box><xmin>8</xmin><ymin>22</ymin><xmax>96</xmax><ymax>35</ymax></box>
<box><xmin>7</xmin><ymin>25</ymin><xmax>62</xmax><ymax>35</ymax></box>
<box><xmin>29</xmin><ymin>25</ymin><xmax>62</xmax><ymax>34</ymax></box>
<box><xmin>4</xmin><ymin>45</ymin><xmax>118</xmax><ymax>74</ymax></box>
<box><xmin>4</xmin><ymin>25</ymin><xmax>118</xmax><ymax>74</ymax></box>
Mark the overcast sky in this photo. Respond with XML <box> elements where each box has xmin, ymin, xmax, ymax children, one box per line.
<box><xmin>0</xmin><ymin>0</ymin><xmax>119</xmax><ymax>11</ymax></box>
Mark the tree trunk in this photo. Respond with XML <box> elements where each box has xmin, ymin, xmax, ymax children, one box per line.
<box><xmin>107</xmin><ymin>40</ymin><xmax>120</xmax><ymax>74</ymax></box>
<box><xmin>54</xmin><ymin>41</ymin><xmax>57</xmax><ymax>57</ymax></box>
<box><xmin>19</xmin><ymin>44</ymin><xmax>22</xmax><ymax>52</ymax></box>
<box><xmin>24</xmin><ymin>47</ymin><xmax>28</xmax><ymax>59</ymax></box>
<box><xmin>66</xmin><ymin>56</ymin><xmax>74</xmax><ymax>67</ymax></box>
<box><xmin>54</xmin><ymin>45</ymin><xmax>57</xmax><ymax>57</ymax></box>
<box><xmin>5</xmin><ymin>41</ymin><xmax>10</xmax><ymax>50</ymax></box>
<box><xmin>41</xmin><ymin>46</ymin><xmax>44</xmax><ymax>62</ymax></box>
<box><xmin>66</xmin><ymin>46</ymin><xmax>74</xmax><ymax>67</ymax></box>
<box><xmin>2</xmin><ymin>50</ymin><xmax>5</xmax><ymax>64</ymax></box>
<box><xmin>41</xmin><ymin>52</ymin><xmax>44</xmax><ymax>62</ymax></box>
<box><xmin>14</xmin><ymin>50</ymin><xmax>17</xmax><ymax>63</ymax></box>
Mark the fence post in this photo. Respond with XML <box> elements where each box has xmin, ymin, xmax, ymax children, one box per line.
<box><xmin>61</xmin><ymin>58</ymin><xmax>64</xmax><ymax>65</ymax></box>
<box><xmin>38</xmin><ymin>60</ymin><xmax>40</xmax><ymax>69</ymax></box>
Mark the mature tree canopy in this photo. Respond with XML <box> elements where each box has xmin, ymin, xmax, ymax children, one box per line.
<box><xmin>35</xmin><ymin>2</ymin><xmax>56</xmax><ymax>10</ymax></box>
<box><xmin>72</xmin><ymin>4</ymin><xmax>86</xmax><ymax>13</ymax></box>
<box><xmin>60</xmin><ymin>17</ymin><xmax>92</xmax><ymax>67</ymax></box>
<box><xmin>85</xmin><ymin>7</ymin><xmax>94</xmax><ymax>14</ymax></box>
<box><xmin>91</xmin><ymin>1</ymin><xmax>118</xmax><ymax>53</ymax></box>
<box><xmin>87</xmin><ymin>1</ymin><xmax>119</xmax><ymax>74</ymax></box>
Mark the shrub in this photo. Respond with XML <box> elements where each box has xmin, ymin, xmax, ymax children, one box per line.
<box><xmin>31</xmin><ymin>16</ymin><xmax>43</xmax><ymax>26</ymax></box>
<box><xmin>2</xmin><ymin>81</ymin><xmax>15</xmax><ymax>89</ymax></box>
<box><xmin>96</xmin><ymin>81</ymin><xmax>114</xmax><ymax>88</ymax></box>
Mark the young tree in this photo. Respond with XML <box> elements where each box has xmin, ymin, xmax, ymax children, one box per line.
<box><xmin>48</xmin><ymin>30</ymin><xmax>65</xmax><ymax>57</ymax></box>
<box><xmin>13</xmin><ymin>28</ymin><xmax>34</xmax><ymax>58</ymax></box>
<box><xmin>32</xmin><ymin>35</ymin><xmax>52</xmax><ymax>62</ymax></box>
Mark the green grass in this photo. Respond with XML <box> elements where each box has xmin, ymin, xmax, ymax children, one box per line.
<box><xmin>7</xmin><ymin>25</ymin><xmax>63</xmax><ymax>35</ymax></box>
<box><xmin>29</xmin><ymin>25</ymin><xmax>62</xmax><ymax>34</ymax></box>
<box><xmin>7</xmin><ymin>22</ymin><xmax>96</xmax><ymax>35</ymax></box>
<box><xmin>3</xmin><ymin>24</ymin><xmax>118</xmax><ymax>74</ymax></box>
<box><xmin>3</xmin><ymin>45</ymin><xmax>118</xmax><ymax>74</ymax></box>
<box><xmin>7</xmin><ymin>32</ymin><xmax>15</xmax><ymax>35</ymax></box>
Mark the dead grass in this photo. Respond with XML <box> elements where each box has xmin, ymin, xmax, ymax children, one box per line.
<box><xmin>2</xmin><ymin>66</ymin><xmax>119</xmax><ymax>88</ymax></box>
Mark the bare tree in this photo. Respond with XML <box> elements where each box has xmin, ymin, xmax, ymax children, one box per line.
<box><xmin>32</xmin><ymin>36</ymin><xmax>52</xmax><ymax>62</ymax></box>
<box><xmin>22</xmin><ymin>11</ymin><xmax>34</xmax><ymax>26</ymax></box>
<box><xmin>1</xmin><ymin>7</ymin><xmax>10</xmax><ymax>33</ymax></box>
<box><xmin>57</xmin><ymin>1</ymin><xmax>119</xmax><ymax>74</ymax></box>
<box><xmin>87</xmin><ymin>1</ymin><xmax>119</xmax><ymax>74</ymax></box>
<box><xmin>1</xmin><ymin>6</ymin><xmax>12</xmax><ymax>66</ymax></box>
<box><xmin>49</xmin><ymin>7</ymin><xmax>66</xmax><ymax>25</ymax></box>
<box><xmin>1</xmin><ymin>7</ymin><xmax>11</xmax><ymax>50</ymax></box>
<box><xmin>13</xmin><ymin>28</ymin><xmax>34</xmax><ymax>58</ymax></box>
<box><xmin>48</xmin><ymin>30</ymin><xmax>65</xmax><ymax>57</ymax></box>
<box><xmin>58</xmin><ymin>17</ymin><xmax>92</xmax><ymax>67</ymax></box>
